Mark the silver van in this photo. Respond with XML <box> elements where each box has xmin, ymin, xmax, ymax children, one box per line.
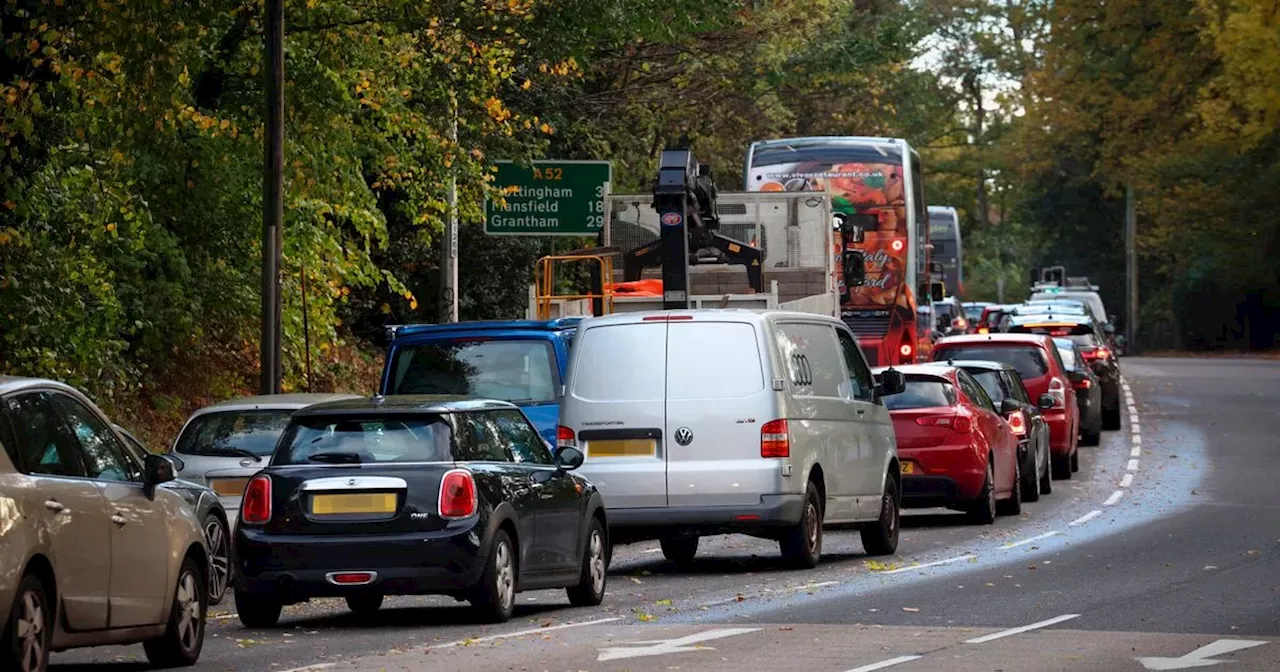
<box><xmin>557</xmin><ymin>310</ymin><xmax>905</xmax><ymax>568</ymax></box>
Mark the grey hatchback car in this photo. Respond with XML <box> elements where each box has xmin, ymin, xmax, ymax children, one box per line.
<box><xmin>0</xmin><ymin>377</ymin><xmax>209</xmax><ymax>671</ymax></box>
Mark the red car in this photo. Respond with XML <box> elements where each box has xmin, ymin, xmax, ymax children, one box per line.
<box><xmin>930</xmin><ymin>334</ymin><xmax>1080</xmax><ymax>479</ymax></box>
<box><xmin>875</xmin><ymin>364</ymin><xmax>1023</xmax><ymax>524</ymax></box>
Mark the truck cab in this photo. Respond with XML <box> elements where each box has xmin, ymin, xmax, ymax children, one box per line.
<box><xmin>379</xmin><ymin>318</ymin><xmax>581</xmax><ymax>445</ymax></box>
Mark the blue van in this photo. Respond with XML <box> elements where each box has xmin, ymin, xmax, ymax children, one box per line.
<box><xmin>379</xmin><ymin>318</ymin><xmax>581</xmax><ymax>445</ymax></box>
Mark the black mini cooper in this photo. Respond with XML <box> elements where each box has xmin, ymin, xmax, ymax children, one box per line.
<box><xmin>230</xmin><ymin>396</ymin><xmax>608</xmax><ymax>625</ymax></box>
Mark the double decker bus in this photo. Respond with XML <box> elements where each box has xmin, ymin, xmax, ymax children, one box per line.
<box><xmin>928</xmin><ymin>206</ymin><xmax>962</xmax><ymax>299</ymax></box>
<box><xmin>745</xmin><ymin>136</ymin><xmax>932</xmax><ymax>365</ymax></box>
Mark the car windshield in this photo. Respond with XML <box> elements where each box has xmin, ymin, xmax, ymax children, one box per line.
<box><xmin>274</xmin><ymin>415</ymin><xmax>453</xmax><ymax>465</ymax></box>
<box><xmin>937</xmin><ymin>345</ymin><xmax>1049</xmax><ymax>380</ymax></box>
<box><xmin>175</xmin><ymin>409</ymin><xmax>296</xmax><ymax>457</ymax></box>
<box><xmin>883</xmin><ymin>377</ymin><xmax>956</xmax><ymax>410</ymax></box>
<box><xmin>389</xmin><ymin>338</ymin><xmax>557</xmax><ymax>404</ymax></box>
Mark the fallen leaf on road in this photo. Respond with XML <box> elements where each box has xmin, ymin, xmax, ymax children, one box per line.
<box><xmin>863</xmin><ymin>560</ymin><xmax>899</xmax><ymax>571</ymax></box>
<box><xmin>902</xmin><ymin>607</ymin><xmax>920</xmax><ymax>612</ymax></box>
<box><xmin>637</xmin><ymin>613</ymin><xmax>657</xmax><ymax>622</ymax></box>
<box><xmin>1028</xmin><ymin>564</ymin><xmax>1037</xmax><ymax>570</ymax></box>
<box><xmin>629</xmin><ymin>577</ymin><xmax>643</xmax><ymax>584</ymax></box>
<box><xmin>735</xmin><ymin>594</ymin><xmax>746</xmax><ymax>602</ymax></box>
<box><xmin>655</xmin><ymin>599</ymin><xmax>673</xmax><ymax>607</ymax></box>
<box><xmin>778</xmin><ymin>626</ymin><xmax>794</xmax><ymax>631</ymax></box>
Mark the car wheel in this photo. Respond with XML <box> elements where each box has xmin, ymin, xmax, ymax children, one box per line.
<box><xmin>1103</xmin><ymin>401</ymin><xmax>1122</xmax><ymax>431</ymax></box>
<box><xmin>968</xmin><ymin>461</ymin><xmax>997</xmax><ymax>524</ymax></box>
<box><xmin>344</xmin><ymin>594</ymin><xmax>383</xmax><ymax>616</ymax></box>
<box><xmin>471</xmin><ymin>529</ymin><xmax>516</xmax><ymax>623</ymax></box>
<box><xmin>143</xmin><ymin>556</ymin><xmax>206</xmax><ymax>668</ymax></box>
<box><xmin>233</xmin><ymin>587</ymin><xmax>282</xmax><ymax>629</ymax></box>
<box><xmin>780</xmin><ymin>482</ymin><xmax>823</xmax><ymax>568</ymax></box>
<box><xmin>1020</xmin><ymin>447</ymin><xmax>1041</xmax><ymax>503</ymax></box>
<box><xmin>659</xmin><ymin>536</ymin><xmax>699</xmax><ymax>564</ymax></box>
<box><xmin>1039</xmin><ymin>442</ymin><xmax>1054</xmax><ymax>495</ymax></box>
<box><xmin>998</xmin><ymin>456</ymin><xmax>1023</xmax><ymax>516</ymax></box>
<box><xmin>566</xmin><ymin>518</ymin><xmax>608</xmax><ymax>607</ymax></box>
<box><xmin>203</xmin><ymin>515</ymin><xmax>230</xmax><ymax>606</ymax></box>
<box><xmin>860</xmin><ymin>474</ymin><xmax>899</xmax><ymax>556</ymax></box>
<box><xmin>1051</xmin><ymin>451</ymin><xmax>1072</xmax><ymax>480</ymax></box>
<box><xmin>3</xmin><ymin>573</ymin><xmax>51</xmax><ymax>672</ymax></box>
<box><xmin>1071</xmin><ymin>447</ymin><xmax>1080</xmax><ymax>472</ymax></box>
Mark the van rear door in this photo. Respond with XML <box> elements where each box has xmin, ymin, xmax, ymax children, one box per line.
<box><xmin>664</xmin><ymin>318</ymin><xmax>777</xmax><ymax>508</ymax></box>
<box><xmin>567</xmin><ymin>320</ymin><xmax>669</xmax><ymax>509</ymax></box>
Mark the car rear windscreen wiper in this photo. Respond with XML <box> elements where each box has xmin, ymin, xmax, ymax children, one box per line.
<box><xmin>306</xmin><ymin>452</ymin><xmax>364</xmax><ymax>464</ymax></box>
<box><xmin>205</xmin><ymin>447</ymin><xmax>261</xmax><ymax>460</ymax></box>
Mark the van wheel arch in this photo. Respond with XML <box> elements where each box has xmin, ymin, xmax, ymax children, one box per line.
<box><xmin>886</xmin><ymin>458</ymin><xmax>902</xmax><ymax>504</ymax></box>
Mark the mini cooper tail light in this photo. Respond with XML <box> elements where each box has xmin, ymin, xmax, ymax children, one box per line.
<box><xmin>1007</xmin><ymin>410</ymin><xmax>1027</xmax><ymax>436</ymax></box>
<box><xmin>241</xmin><ymin>475</ymin><xmax>272</xmax><ymax>524</ymax></box>
<box><xmin>438</xmin><ymin>469</ymin><xmax>478</xmax><ymax>519</ymax></box>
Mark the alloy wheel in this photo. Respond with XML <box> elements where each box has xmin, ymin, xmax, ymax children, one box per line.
<box><xmin>588</xmin><ymin>530</ymin><xmax>606</xmax><ymax>596</ymax></box>
<box><xmin>16</xmin><ymin>589</ymin><xmax>45</xmax><ymax>672</ymax></box>
<box><xmin>205</xmin><ymin>518</ymin><xmax>229</xmax><ymax>602</ymax></box>
<box><xmin>494</xmin><ymin>540</ymin><xmax>514</xmax><ymax>613</ymax></box>
<box><xmin>804</xmin><ymin>499</ymin><xmax>820</xmax><ymax>554</ymax></box>
<box><xmin>176</xmin><ymin>570</ymin><xmax>201</xmax><ymax>653</ymax></box>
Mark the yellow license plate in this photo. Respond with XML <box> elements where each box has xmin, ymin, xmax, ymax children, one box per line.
<box><xmin>900</xmin><ymin>462</ymin><xmax>915</xmax><ymax>475</ymax></box>
<box><xmin>210</xmin><ymin>478</ymin><xmax>249</xmax><ymax>497</ymax></box>
<box><xmin>587</xmin><ymin>439</ymin><xmax>656</xmax><ymax>458</ymax></box>
<box><xmin>310</xmin><ymin>493</ymin><xmax>398</xmax><ymax>515</ymax></box>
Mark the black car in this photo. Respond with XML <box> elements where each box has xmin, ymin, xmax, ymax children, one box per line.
<box><xmin>1052</xmin><ymin>338</ymin><xmax>1104</xmax><ymax>445</ymax></box>
<box><xmin>230</xmin><ymin>396</ymin><xmax>608</xmax><ymax>626</ymax></box>
<box><xmin>1005</xmin><ymin>313</ymin><xmax>1122</xmax><ymax>430</ymax></box>
<box><xmin>948</xmin><ymin>360</ymin><xmax>1055</xmax><ymax>501</ymax></box>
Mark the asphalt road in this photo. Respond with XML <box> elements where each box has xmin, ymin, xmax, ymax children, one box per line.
<box><xmin>51</xmin><ymin>357</ymin><xmax>1280</xmax><ymax>671</ymax></box>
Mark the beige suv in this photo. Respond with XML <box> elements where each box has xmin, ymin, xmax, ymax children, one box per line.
<box><xmin>0</xmin><ymin>377</ymin><xmax>209</xmax><ymax>671</ymax></box>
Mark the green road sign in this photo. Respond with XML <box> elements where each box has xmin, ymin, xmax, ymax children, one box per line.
<box><xmin>484</xmin><ymin>160</ymin><xmax>612</xmax><ymax>236</ymax></box>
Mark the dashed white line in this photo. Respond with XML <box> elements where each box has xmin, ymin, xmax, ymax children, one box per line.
<box><xmin>963</xmin><ymin>614</ymin><xmax>1081</xmax><ymax>644</ymax></box>
<box><xmin>1128</xmin><ymin>405</ymin><xmax>1138</xmax><ymax>414</ymax></box>
<box><xmin>1130</xmin><ymin>446</ymin><xmax>1142</xmax><ymax>458</ymax></box>
<box><xmin>433</xmin><ymin>617</ymin><xmax>621</xmax><ymax>649</ymax></box>
<box><xmin>882</xmin><ymin>554</ymin><xmax>977</xmax><ymax>574</ymax></box>
<box><xmin>844</xmin><ymin>655</ymin><xmax>925</xmax><ymax>672</ymax></box>
<box><xmin>790</xmin><ymin>581</ymin><xmax>840</xmax><ymax>591</ymax></box>
<box><xmin>1127</xmin><ymin>458</ymin><xmax>1140</xmax><ymax>471</ymax></box>
<box><xmin>1132</xmin><ymin>434</ymin><xmax>1142</xmax><ymax>444</ymax></box>
<box><xmin>1131</xmin><ymin>414</ymin><xmax>1140</xmax><ymax>425</ymax></box>
<box><xmin>1120</xmin><ymin>473</ymin><xmax>1134</xmax><ymax>488</ymax></box>
<box><xmin>278</xmin><ymin>665</ymin><xmax>335</xmax><ymax>672</ymax></box>
<box><xmin>1001</xmin><ymin>530</ymin><xmax>1062</xmax><ymax>549</ymax></box>
<box><xmin>1104</xmin><ymin>490</ymin><xmax>1125</xmax><ymax>506</ymax></box>
<box><xmin>1070</xmin><ymin>510</ymin><xmax>1103</xmax><ymax>526</ymax></box>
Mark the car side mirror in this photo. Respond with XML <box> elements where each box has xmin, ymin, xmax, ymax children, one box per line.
<box><xmin>876</xmin><ymin>368</ymin><xmax>907</xmax><ymax>397</ymax></box>
<box><xmin>144</xmin><ymin>453</ymin><xmax>176</xmax><ymax>496</ymax></box>
<box><xmin>555</xmin><ymin>446</ymin><xmax>585</xmax><ymax>471</ymax></box>
<box><xmin>1000</xmin><ymin>398</ymin><xmax>1021</xmax><ymax>415</ymax></box>
<box><xmin>166</xmin><ymin>454</ymin><xmax>186</xmax><ymax>472</ymax></box>
<box><xmin>1038</xmin><ymin>394</ymin><xmax>1056</xmax><ymax>410</ymax></box>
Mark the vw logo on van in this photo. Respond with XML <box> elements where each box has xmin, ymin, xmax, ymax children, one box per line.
<box><xmin>674</xmin><ymin>427</ymin><xmax>694</xmax><ymax>446</ymax></box>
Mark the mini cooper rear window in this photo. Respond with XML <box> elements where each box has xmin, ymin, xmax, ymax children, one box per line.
<box><xmin>275</xmin><ymin>415</ymin><xmax>453</xmax><ymax>465</ymax></box>
<box><xmin>883</xmin><ymin>378</ymin><xmax>956</xmax><ymax>411</ymax></box>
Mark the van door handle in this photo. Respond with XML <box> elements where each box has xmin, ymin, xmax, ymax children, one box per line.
<box><xmin>44</xmin><ymin>500</ymin><xmax>65</xmax><ymax>513</ymax></box>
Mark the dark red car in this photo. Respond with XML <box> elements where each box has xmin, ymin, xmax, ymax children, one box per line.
<box><xmin>930</xmin><ymin>334</ymin><xmax>1080</xmax><ymax>480</ymax></box>
<box><xmin>874</xmin><ymin>364</ymin><xmax>1023</xmax><ymax>524</ymax></box>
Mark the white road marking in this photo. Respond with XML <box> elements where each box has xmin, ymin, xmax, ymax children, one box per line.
<box><xmin>963</xmin><ymin>614</ymin><xmax>1080</xmax><ymax>644</ymax></box>
<box><xmin>844</xmin><ymin>655</ymin><xmax>925</xmax><ymax>672</ymax></box>
<box><xmin>597</xmin><ymin>627</ymin><xmax>760</xmax><ymax>662</ymax></box>
<box><xmin>1131</xmin><ymin>446</ymin><xmax>1142</xmax><ymax>458</ymax></box>
<box><xmin>211</xmin><ymin>613</ymin><xmax>238</xmax><ymax>620</ymax></box>
<box><xmin>278</xmin><ymin>665</ymin><xmax>335</xmax><ymax>672</ymax></box>
<box><xmin>882</xmin><ymin>554</ymin><xmax>977</xmax><ymax>574</ymax></box>
<box><xmin>1001</xmin><ymin>530</ymin><xmax>1061</xmax><ymax>549</ymax></box>
<box><xmin>435</xmin><ymin>617</ymin><xmax>621</xmax><ymax>649</ymax></box>
<box><xmin>1128</xmin><ymin>458</ymin><xmax>1141</xmax><ymax>471</ymax></box>
<box><xmin>1104</xmin><ymin>490</ymin><xmax>1125</xmax><ymax>506</ymax></box>
<box><xmin>642</xmin><ymin>547</ymin><xmax>663</xmax><ymax>553</ymax></box>
<box><xmin>790</xmin><ymin>581</ymin><xmax>839</xmax><ymax>591</ymax></box>
<box><xmin>1128</xmin><ymin>404</ymin><xmax>1138</xmax><ymax>413</ymax></box>
<box><xmin>1070</xmin><ymin>510</ymin><xmax>1103</xmax><ymax>526</ymax></box>
<box><xmin>1131</xmin><ymin>414</ymin><xmax>1140</xmax><ymax>425</ymax></box>
<box><xmin>1132</xmin><ymin>434</ymin><xmax>1142</xmax><ymax>444</ymax></box>
<box><xmin>1136</xmin><ymin>638</ymin><xmax>1269</xmax><ymax>670</ymax></box>
<box><xmin>1120</xmin><ymin>473</ymin><xmax>1134</xmax><ymax>488</ymax></box>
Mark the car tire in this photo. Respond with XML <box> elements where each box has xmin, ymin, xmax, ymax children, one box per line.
<box><xmin>203</xmin><ymin>514</ymin><xmax>230</xmax><ymax>607</ymax></box>
<box><xmin>344</xmin><ymin>595</ymin><xmax>383</xmax><ymax>616</ymax></box>
<box><xmin>1080</xmin><ymin>423</ymin><xmax>1101</xmax><ymax>447</ymax></box>
<box><xmin>968</xmin><ymin>461</ymin><xmax>997</xmax><ymax>524</ymax></box>
<box><xmin>234</xmin><ymin>587</ymin><xmax>282</xmax><ymax>629</ymax></box>
<box><xmin>780</xmin><ymin>482</ymin><xmax>823</xmax><ymax>568</ymax></box>
<box><xmin>1039</xmin><ymin>445</ymin><xmax>1054</xmax><ymax>495</ymax></box>
<box><xmin>1103</xmin><ymin>401</ymin><xmax>1122</xmax><ymax>431</ymax></box>
<box><xmin>1071</xmin><ymin>447</ymin><xmax>1080</xmax><ymax>472</ymax></box>
<box><xmin>860</xmin><ymin>474</ymin><xmax>900</xmax><ymax>556</ymax></box>
<box><xmin>143</xmin><ymin>556</ymin><xmax>206</xmax><ymax>668</ymax></box>
<box><xmin>998</xmin><ymin>457</ymin><xmax>1023</xmax><ymax>516</ymax></box>
<box><xmin>1020</xmin><ymin>447</ymin><xmax>1041</xmax><ymax>503</ymax></box>
<box><xmin>659</xmin><ymin>536</ymin><xmax>699</xmax><ymax>564</ymax></box>
<box><xmin>1051</xmin><ymin>452</ymin><xmax>1072</xmax><ymax>480</ymax></box>
<box><xmin>3</xmin><ymin>573</ymin><xmax>51</xmax><ymax>672</ymax></box>
<box><xmin>566</xmin><ymin>518</ymin><xmax>608</xmax><ymax>607</ymax></box>
<box><xmin>471</xmin><ymin>529</ymin><xmax>517</xmax><ymax>623</ymax></box>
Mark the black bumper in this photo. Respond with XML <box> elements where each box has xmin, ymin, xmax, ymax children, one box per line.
<box><xmin>607</xmin><ymin>494</ymin><xmax>804</xmax><ymax>542</ymax></box>
<box><xmin>901</xmin><ymin>476</ymin><xmax>962</xmax><ymax>508</ymax></box>
<box><xmin>232</xmin><ymin>521</ymin><xmax>486</xmax><ymax>600</ymax></box>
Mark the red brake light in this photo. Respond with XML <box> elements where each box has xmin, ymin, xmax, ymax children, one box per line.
<box><xmin>329</xmin><ymin>572</ymin><xmax>376</xmax><ymax>585</ymax></box>
<box><xmin>1075</xmin><ymin>378</ymin><xmax>1093</xmax><ymax>390</ymax></box>
<box><xmin>241</xmin><ymin>475</ymin><xmax>272</xmax><ymax>524</ymax></box>
<box><xmin>1007</xmin><ymin>410</ymin><xmax>1027</xmax><ymax>436</ymax></box>
<box><xmin>761</xmin><ymin>419</ymin><xmax>789</xmax><ymax>458</ymax></box>
<box><xmin>438</xmin><ymin>469</ymin><xmax>478</xmax><ymax>519</ymax></box>
<box><xmin>899</xmin><ymin>343</ymin><xmax>914</xmax><ymax>360</ymax></box>
<box><xmin>914</xmin><ymin>415</ymin><xmax>972</xmax><ymax>433</ymax></box>
<box><xmin>556</xmin><ymin>424</ymin><xmax>577</xmax><ymax>448</ymax></box>
<box><xmin>977</xmin><ymin>327</ymin><xmax>989</xmax><ymax>334</ymax></box>
<box><xmin>1094</xmin><ymin>347</ymin><xmax>1111</xmax><ymax>360</ymax></box>
<box><xmin>642</xmin><ymin>314</ymin><xmax>694</xmax><ymax>321</ymax></box>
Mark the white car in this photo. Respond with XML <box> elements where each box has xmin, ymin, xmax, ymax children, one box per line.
<box><xmin>558</xmin><ymin>310</ymin><xmax>907</xmax><ymax>568</ymax></box>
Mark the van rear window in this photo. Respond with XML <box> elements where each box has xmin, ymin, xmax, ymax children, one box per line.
<box><xmin>389</xmin><ymin>339</ymin><xmax>557</xmax><ymax>404</ymax></box>
<box><xmin>667</xmin><ymin>322</ymin><xmax>764</xmax><ymax>400</ymax></box>
<box><xmin>571</xmin><ymin>323</ymin><xmax>666</xmax><ymax>401</ymax></box>
<box><xmin>935</xmin><ymin>345</ymin><xmax>1049</xmax><ymax>380</ymax></box>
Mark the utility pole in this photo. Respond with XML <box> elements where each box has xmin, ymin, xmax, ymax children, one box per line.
<box><xmin>438</xmin><ymin>93</ymin><xmax>459</xmax><ymax>323</ymax></box>
<box><xmin>260</xmin><ymin>0</ymin><xmax>284</xmax><ymax>394</ymax></box>
<box><xmin>1124</xmin><ymin>185</ymin><xmax>1138</xmax><ymax>351</ymax></box>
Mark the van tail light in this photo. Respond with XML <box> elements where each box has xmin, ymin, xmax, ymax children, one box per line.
<box><xmin>438</xmin><ymin>469</ymin><xmax>478</xmax><ymax>519</ymax></box>
<box><xmin>915</xmin><ymin>414</ymin><xmax>972</xmax><ymax>433</ymax></box>
<box><xmin>761</xmin><ymin>419</ymin><xmax>790</xmax><ymax>458</ymax></box>
<box><xmin>556</xmin><ymin>425</ymin><xmax>577</xmax><ymax>449</ymax></box>
<box><xmin>1007</xmin><ymin>410</ymin><xmax>1027</xmax><ymax>437</ymax></box>
<box><xmin>1048</xmin><ymin>377</ymin><xmax>1067</xmax><ymax>408</ymax></box>
<box><xmin>240</xmin><ymin>475</ymin><xmax>272</xmax><ymax>524</ymax></box>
